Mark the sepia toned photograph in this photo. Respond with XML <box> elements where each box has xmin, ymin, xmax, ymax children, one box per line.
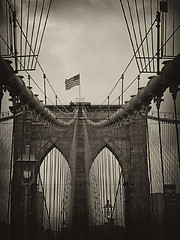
<box><xmin>0</xmin><ymin>0</ymin><xmax>180</xmax><ymax>240</ymax></box>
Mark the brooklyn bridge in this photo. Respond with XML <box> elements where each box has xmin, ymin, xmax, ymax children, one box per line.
<box><xmin>0</xmin><ymin>1</ymin><xmax>180</xmax><ymax>240</ymax></box>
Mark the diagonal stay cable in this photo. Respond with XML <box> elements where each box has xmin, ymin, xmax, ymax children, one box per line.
<box><xmin>23</xmin><ymin>0</ymin><xmax>31</xmax><ymax>69</ymax></box>
<box><xmin>134</xmin><ymin>0</ymin><xmax>147</xmax><ymax>70</ymax></box>
<box><xmin>110</xmin><ymin>24</ymin><xmax>180</xmax><ymax>105</ymax></box>
<box><xmin>119</xmin><ymin>0</ymin><xmax>141</xmax><ymax>72</ymax></box>
<box><xmin>142</xmin><ymin>0</ymin><xmax>151</xmax><ymax>72</ymax></box>
<box><xmin>27</xmin><ymin>0</ymin><xmax>38</xmax><ymax>70</ymax></box>
<box><xmin>34</xmin><ymin>0</ymin><xmax>53</xmax><ymax>69</ymax></box>
<box><xmin>1</xmin><ymin>30</ymin><xmax>72</xmax><ymax>113</ymax></box>
<box><xmin>127</xmin><ymin>0</ymin><xmax>143</xmax><ymax>71</ymax></box>
<box><xmin>96</xmin><ymin>18</ymin><xmax>157</xmax><ymax>111</ymax></box>
<box><xmin>31</xmin><ymin>0</ymin><xmax>46</xmax><ymax>69</ymax></box>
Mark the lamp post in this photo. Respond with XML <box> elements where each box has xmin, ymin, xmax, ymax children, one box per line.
<box><xmin>103</xmin><ymin>200</ymin><xmax>113</xmax><ymax>224</ymax></box>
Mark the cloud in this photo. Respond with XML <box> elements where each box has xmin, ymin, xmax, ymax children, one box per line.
<box><xmin>1</xmin><ymin>0</ymin><xmax>179</xmax><ymax>106</ymax></box>
<box><xmin>37</xmin><ymin>0</ymin><xmax>131</xmax><ymax>104</ymax></box>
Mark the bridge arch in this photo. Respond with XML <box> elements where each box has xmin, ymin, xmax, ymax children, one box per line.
<box><xmin>36</xmin><ymin>139</ymin><xmax>70</xmax><ymax>166</ymax></box>
<box><xmin>89</xmin><ymin>146</ymin><xmax>125</xmax><ymax>228</ymax></box>
<box><xmin>90</xmin><ymin>137</ymin><xmax>129</xmax><ymax>182</ymax></box>
<box><xmin>38</xmin><ymin>146</ymin><xmax>72</xmax><ymax>231</ymax></box>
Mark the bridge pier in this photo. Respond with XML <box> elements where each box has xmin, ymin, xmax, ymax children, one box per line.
<box><xmin>71</xmin><ymin>106</ymin><xmax>89</xmax><ymax>240</ymax></box>
<box><xmin>127</xmin><ymin>115</ymin><xmax>151</xmax><ymax>239</ymax></box>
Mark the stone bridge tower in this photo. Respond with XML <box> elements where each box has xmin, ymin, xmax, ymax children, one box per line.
<box><xmin>10</xmin><ymin>102</ymin><xmax>150</xmax><ymax>240</ymax></box>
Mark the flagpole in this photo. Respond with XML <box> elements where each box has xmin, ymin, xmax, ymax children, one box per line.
<box><xmin>79</xmin><ymin>74</ymin><xmax>81</xmax><ymax>103</ymax></box>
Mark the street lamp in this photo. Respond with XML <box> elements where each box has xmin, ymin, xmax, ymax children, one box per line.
<box><xmin>103</xmin><ymin>200</ymin><xmax>113</xmax><ymax>224</ymax></box>
<box><xmin>22</xmin><ymin>166</ymin><xmax>33</xmax><ymax>185</ymax></box>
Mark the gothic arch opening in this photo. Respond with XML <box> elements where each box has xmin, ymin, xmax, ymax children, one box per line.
<box><xmin>89</xmin><ymin>147</ymin><xmax>125</xmax><ymax>229</ymax></box>
<box><xmin>38</xmin><ymin>147</ymin><xmax>71</xmax><ymax>234</ymax></box>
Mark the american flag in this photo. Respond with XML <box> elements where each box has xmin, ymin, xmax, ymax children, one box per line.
<box><xmin>65</xmin><ymin>74</ymin><xmax>80</xmax><ymax>90</ymax></box>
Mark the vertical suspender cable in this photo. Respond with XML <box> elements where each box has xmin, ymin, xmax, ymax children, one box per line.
<box><xmin>43</xmin><ymin>73</ymin><xmax>47</xmax><ymax>106</ymax></box>
<box><xmin>56</xmin><ymin>150</ymin><xmax>59</xmax><ymax>236</ymax></box>
<box><xmin>5</xmin><ymin>1</ymin><xmax>9</xmax><ymax>54</ymax></box>
<box><xmin>156</xmin><ymin>11</ymin><xmax>161</xmax><ymax>73</ymax></box>
<box><xmin>49</xmin><ymin>149</ymin><xmax>53</xmax><ymax>227</ymax></box>
<box><xmin>55</xmin><ymin>150</ymin><xmax>60</xmax><ymax>235</ymax></box>
<box><xmin>149</xmin><ymin>0</ymin><xmax>155</xmax><ymax>71</ymax></box>
<box><xmin>60</xmin><ymin>155</ymin><xmax>64</xmax><ymax>229</ymax></box>
<box><xmin>156</xmin><ymin>96</ymin><xmax>166</xmax><ymax>232</ymax></box>
<box><xmin>58</xmin><ymin>152</ymin><xmax>61</xmax><ymax>231</ymax></box>
<box><xmin>172</xmin><ymin>0</ymin><xmax>175</xmax><ymax>56</ymax></box>
<box><xmin>43</xmin><ymin>148</ymin><xmax>46</xmax><ymax>195</ymax></box>
<box><xmin>53</xmin><ymin>148</ymin><xmax>57</xmax><ymax>231</ymax></box>
<box><xmin>20</xmin><ymin>0</ymin><xmax>23</xmax><ymax>70</ymax></box>
<box><xmin>137</xmin><ymin>75</ymin><xmax>140</xmax><ymax>92</ymax></box>
<box><xmin>157</xmin><ymin>98</ymin><xmax>166</xmax><ymax>189</ymax></box>
<box><xmin>42</xmin><ymin>154</ymin><xmax>46</xmax><ymax>228</ymax></box>
<box><xmin>101</xmin><ymin>153</ymin><xmax>106</xmax><ymax>216</ymax></box>
<box><xmin>12</xmin><ymin>8</ymin><xmax>18</xmax><ymax>72</ymax></box>
<box><xmin>45</xmin><ymin>152</ymin><xmax>48</xmax><ymax>207</ymax></box>
<box><xmin>108</xmin><ymin>96</ymin><xmax>110</xmax><ymax>119</ymax></box>
<box><xmin>27</xmin><ymin>111</ymin><xmax>32</xmax><ymax>239</ymax></box>
<box><xmin>118</xmin><ymin>96</ymin><xmax>120</xmax><ymax>106</ymax></box>
<box><xmin>8</xmin><ymin>0</ymin><xmax>13</xmax><ymax>54</ymax></box>
<box><xmin>7</xmin><ymin>117</ymin><xmax>15</xmax><ymax>240</ymax></box>
<box><xmin>52</xmin><ymin>148</ymin><xmax>55</xmax><ymax>230</ymax></box>
<box><xmin>121</xmin><ymin>74</ymin><xmax>124</xmax><ymax>106</ymax></box>
<box><xmin>95</xmin><ymin>167</ymin><xmax>100</xmax><ymax>224</ymax></box>
<box><xmin>164</xmin><ymin>7</ymin><xmax>167</xmax><ymax>56</ymax></box>
<box><xmin>39</xmin><ymin>174</ymin><xmax>51</xmax><ymax>229</ymax></box>
<box><xmin>19</xmin><ymin>109</ymin><xmax>25</xmax><ymax>235</ymax></box>
<box><xmin>161</xmin><ymin>7</ymin><xmax>164</xmax><ymax>57</ymax></box>
<box><xmin>108</xmin><ymin>151</ymin><xmax>112</xmax><ymax>206</ymax></box>
<box><xmin>104</xmin><ymin>149</ymin><xmax>108</xmax><ymax>203</ymax></box>
<box><xmin>113</xmin><ymin>155</ymin><xmax>118</xmax><ymax>225</ymax></box>
<box><xmin>51</xmin><ymin>148</ymin><xmax>55</xmax><ymax>229</ymax></box>
<box><xmin>98</xmin><ymin>156</ymin><xmax>103</xmax><ymax>223</ymax></box>
<box><xmin>146</xmin><ymin>110</ymin><xmax>155</xmax><ymax>236</ymax></box>
<box><xmin>57</xmin><ymin>151</ymin><xmax>61</xmax><ymax>231</ymax></box>
<box><xmin>112</xmin><ymin>153</ymin><xmax>116</xmax><ymax>209</ymax></box>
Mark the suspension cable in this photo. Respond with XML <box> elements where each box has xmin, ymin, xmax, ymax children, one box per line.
<box><xmin>134</xmin><ymin>0</ymin><xmax>147</xmax><ymax>70</ymax></box>
<box><xmin>4</xmin><ymin>0</ymin><xmax>72</xmax><ymax>114</ymax></box>
<box><xmin>142</xmin><ymin>0</ymin><xmax>151</xmax><ymax>72</ymax></box>
<box><xmin>34</xmin><ymin>0</ymin><xmax>53</xmax><ymax>69</ymax></box>
<box><xmin>119</xmin><ymin>0</ymin><xmax>140</xmax><ymax>72</ymax></box>
<box><xmin>110</xmin><ymin>26</ymin><xmax>180</xmax><ymax>106</ymax></box>
<box><xmin>127</xmin><ymin>0</ymin><xmax>143</xmax><ymax>70</ymax></box>
<box><xmin>96</xmin><ymin>18</ymin><xmax>157</xmax><ymax>111</ymax></box>
<box><xmin>27</xmin><ymin>0</ymin><xmax>38</xmax><ymax>69</ymax></box>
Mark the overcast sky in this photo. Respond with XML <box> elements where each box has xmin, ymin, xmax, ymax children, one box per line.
<box><xmin>37</xmin><ymin>0</ymin><xmax>180</xmax><ymax>110</ymax></box>
<box><xmin>36</xmin><ymin>0</ymin><xmax>133</xmax><ymax>105</ymax></box>
<box><xmin>1</xmin><ymin>0</ymin><xmax>180</xmax><ymax>111</ymax></box>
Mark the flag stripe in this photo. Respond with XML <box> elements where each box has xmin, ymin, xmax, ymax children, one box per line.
<box><xmin>65</xmin><ymin>74</ymin><xmax>80</xmax><ymax>90</ymax></box>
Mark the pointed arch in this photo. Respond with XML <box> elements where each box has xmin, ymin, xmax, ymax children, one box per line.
<box><xmin>90</xmin><ymin>138</ymin><xmax>130</xmax><ymax>181</ymax></box>
<box><xmin>36</xmin><ymin>138</ymin><xmax>70</xmax><ymax>165</ymax></box>
<box><xmin>89</xmin><ymin>145</ymin><xmax>126</xmax><ymax>227</ymax></box>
